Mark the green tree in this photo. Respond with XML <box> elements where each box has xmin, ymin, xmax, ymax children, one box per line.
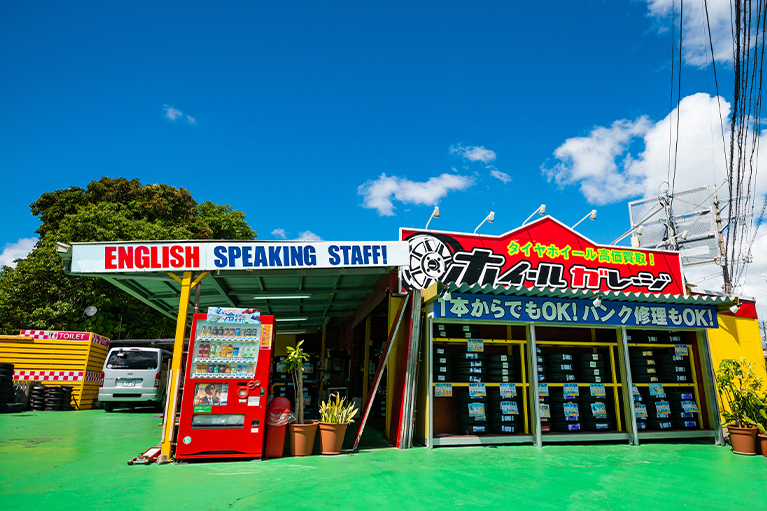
<box><xmin>0</xmin><ymin>177</ymin><xmax>256</xmax><ymax>338</ymax></box>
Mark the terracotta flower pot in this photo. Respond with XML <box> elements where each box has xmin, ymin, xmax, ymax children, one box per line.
<box><xmin>318</xmin><ymin>422</ymin><xmax>349</xmax><ymax>455</ymax></box>
<box><xmin>288</xmin><ymin>422</ymin><xmax>318</xmax><ymax>456</ymax></box>
<box><xmin>758</xmin><ymin>434</ymin><xmax>767</xmax><ymax>458</ymax></box>
<box><xmin>728</xmin><ymin>425</ymin><xmax>758</xmax><ymax>455</ymax></box>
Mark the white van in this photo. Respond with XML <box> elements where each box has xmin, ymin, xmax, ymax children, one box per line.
<box><xmin>99</xmin><ymin>347</ymin><xmax>171</xmax><ymax>412</ymax></box>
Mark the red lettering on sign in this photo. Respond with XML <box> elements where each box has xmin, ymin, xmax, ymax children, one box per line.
<box><xmin>150</xmin><ymin>246</ymin><xmax>161</xmax><ymax>268</ymax></box>
<box><xmin>105</xmin><ymin>247</ymin><xmax>117</xmax><ymax>269</ymax></box>
<box><xmin>170</xmin><ymin>245</ymin><xmax>184</xmax><ymax>268</ymax></box>
<box><xmin>118</xmin><ymin>247</ymin><xmax>133</xmax><ymax>269</ymax></box>
<box><xmin>162</xmin><ymin>246</ymin><xmax>170</xmax><ymax>269</ymax></box>
<box><xmin>135</xmin><ymin>246</ymin><xmax>150</xmax><ymax>268</ymax></box>
<box><xmin>186</xmin><ymin>246</ymin><xmax>200</xmax><ymax>267</ymax></box>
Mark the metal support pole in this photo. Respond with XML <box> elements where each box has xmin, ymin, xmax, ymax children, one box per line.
<box><xmin>619</xmin><ymin>327</ymin><xmax>639</xmax><ymax>446</ymax></box>
<box><xmin>160</xmin><ymin>271</ymin><xmax>194</xmax><ymax>458</ymax></box>
<box><xmin>701</xmin><ymin>329</ymin><xmax>725</xmax><ymax>446</ymax></box>
<box><xmin>527</xmin><ymin>324</ymin><xmax>542</xmax><ymax>447</ymax></box>
<box><xmin>426</xmin><ymin>310</ymin><xmax>434</xmax><ymax>448</ymax></box>
<box><xmin>362</xmin><ymin>315</ymin><xmax>372</xmax><ymax>408</ymax></box>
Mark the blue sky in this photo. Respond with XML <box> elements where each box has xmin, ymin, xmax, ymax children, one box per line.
<box><xmin>2</xmin><ymin>1</ymin><xmax>763</xmax><ymax>301</ymax></box>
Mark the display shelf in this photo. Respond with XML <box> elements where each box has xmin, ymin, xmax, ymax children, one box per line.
<box><xmin>633</xmin><ymin>383</ymin><xmax>695</xmax><ymax>387</ymax></box>
<box><xmin>432</xmin><ymin>434</ymin><xmax>535</xmax><ymax>447</ymax></box>
<box><xmin>434</xmin><ymin>337</ymin><xmax>526</xmax><ymax>345</ymax></box>
<box><xmin>627</xmin><ymin>343</ymin><xmax>691</xmax><ymax>348</ymax></box>
<box><xmin>541</xmin><ymin>432</ymin><xmax>631</xmax><ymax>444</ymax></box>
<box><xmin>536</xmin><ymin>340</ymin><xmax>618</xmax><ymax>347</ymax></box>
<box><xmin>432</xmin><ymin>382</ymin><xmax>528</xmax><ymax>387</ymax></box>
<box><xmin>637</xmin><ymin>430</ymin><xmax>716</xmax><ymax>440</ymax></box>
<box><xmin>542</xmin><ymin>382</ymin><xmax>622</xmax><ymax>388</ymax></box>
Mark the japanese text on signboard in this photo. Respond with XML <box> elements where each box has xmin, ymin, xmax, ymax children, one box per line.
<box><xmin>434</xmin><ymin>293</ymin><xmax>718</xmax><ymax>328</ymax></box>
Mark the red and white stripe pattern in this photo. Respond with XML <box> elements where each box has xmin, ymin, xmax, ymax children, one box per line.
<box><xmin>84</xmin><ymin>371</ymin><xmax>103</xmax><ymax>383</ymax></box>
<box><xmin>14</xmin><ymin>370</ymin><xmax>84</xmax><ymax>382</ymax></box>
<box><xmin>20</xmin><ymin>330</ymin><xmax>54</xmax><ymax>340</ymax></box>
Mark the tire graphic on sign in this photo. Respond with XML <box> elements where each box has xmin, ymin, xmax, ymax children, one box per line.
<box><xmin>401</xmin><ymin>233</ymin><xmax>462</xmax><ymax>290</ymax></box>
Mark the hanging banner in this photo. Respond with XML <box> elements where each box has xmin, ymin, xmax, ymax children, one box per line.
<box><xmin>434</xmin><ymin>293</ymin><xmax>718</xmax><ymax>329</ymax></box>
<box><xmin>70</xmin><ymin>241</ymin><xmax>409</xmax><ymax>273</ymax></box>
<box><xmin>400</xmin><ymin>217</ymin><xmax>685</xmax><ymax>295</ymax></box>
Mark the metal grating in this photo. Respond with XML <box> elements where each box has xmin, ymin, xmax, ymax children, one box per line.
<box><xmin>628</xmin><ymin>185</ymin><xmax>721</xmax><ymax>267</ymax></box>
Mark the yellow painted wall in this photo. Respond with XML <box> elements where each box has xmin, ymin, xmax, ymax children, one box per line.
<box><xmin>708</xmin><ymin>314</ymin><xmax>767</xmax><ymax>383</ymax></box>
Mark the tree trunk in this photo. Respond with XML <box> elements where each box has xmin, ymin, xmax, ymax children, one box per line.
<box><xmin>297</xmin><ymin>369</ymin><xmax>304</xmax><ymax>424</ymax></box>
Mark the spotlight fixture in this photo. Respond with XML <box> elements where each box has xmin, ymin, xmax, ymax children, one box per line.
<box><xmin>592</xmin><ymin>294</ymin><xmax>602</xmax><ymax>308</ymax></box>
<box><xmin>425</xmin><ymin>206</ymin><xmax>440</xmax><ymax>230</ymax></box>
<box><xmin>572</xmin><ymin>210</ymin><xmax>597</xmax><ymax>229</ymax></box>
<box><xmin>729</xmin><ymin>304</ymin><xmax>741</xmax><ymax>314</ymax></box>
<box><xmin>473</xmin><ymin>211</ymin><xmax>495</xmax><ymax>234</ymax></box>
<box><xmin>522</xmin><ymin>204</ymin><xmax>546</xmax><ymax>225</ymax></box>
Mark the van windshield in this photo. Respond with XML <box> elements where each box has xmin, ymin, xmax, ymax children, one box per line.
<box><xmin>106</xmin><ymin>351</ymin><xmax>159</xmax><ymax>370</ymax></box>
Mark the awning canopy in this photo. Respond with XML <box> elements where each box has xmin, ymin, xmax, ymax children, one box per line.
<box><xmin>444</xmin><ymin>282</ymin><xmax>739</xmax><ymax>310</ymax></box>
<box><xmin>82</xmin><ymin>267</ymin><xmax>395</xmax><ymax>332</ymax></box>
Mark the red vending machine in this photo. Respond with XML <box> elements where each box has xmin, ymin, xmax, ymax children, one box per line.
<box><xmin>176</xmin><ymin>309</ymin><xmax>275</xmax><ymax>460</ymax></box>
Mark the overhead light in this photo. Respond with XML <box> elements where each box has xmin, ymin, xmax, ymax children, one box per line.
<box><xmin>572</xmin><ymin>209</ymin><xmax>598</xmax><ymax>229</ymax></box>
<box><xmin>275</xmin><ymin>317</ymin><xmax>309</xmax><ymax>322</ymax></box>
<box><xmin>442</xmin><ymin>290</ymin><xmax>452</xmax><ymax>301</ymax></box>
<box><xmin>611</xmin><ymin>225</ymin><xmax>644</xmax><ymax>245</ymax></box>
<box><xmin>278</xmin><ymin>330</ymin><xmax>307</xmax><ymax>335</ymax></box>
<box><xmin>522</xmin><ymin>204</ymin><xmax>546</xmax><ymax>225</ymax></box>
<box><xmin>252</xmin><ymin>295</ymin><xmax>311</xmax><ymax>300</ymax></box>
<box><xmin>425</xmin><ymin>206</ymin><xmax>440</xmax><ymax>230</ymax></box>
<box><xmin>730</xmin><ymin>304</ymin><xmax>741</xmax><ymax>314</ymax></box>
<box><xmin>474</xmin><ymin>211</ymin><xmax>495</xmax><ymax>234</ymax></box>
<box><xmin>592</xmin><ymin>294</ymin><xmax>602</xmax><ymax>308</ymax></box>
<box><xmin>83</xmin><ymin>306</ymin><xmax>98</xmax><ymax>318</ymax></box>
<box><xmin>680</xmin><ymin>230</ymin><xmax>689</xmax><ymax>240</ymax></box>
<box><xmin>636</xmin><ymin>226</ymin><xmax>644</xmax><ymax>235</ymax></box>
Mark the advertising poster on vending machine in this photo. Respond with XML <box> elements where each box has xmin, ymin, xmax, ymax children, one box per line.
<box><xmin>193</xmin><ymin>383</ymin><xmax>229</xmax><ymax>406</ymax></box>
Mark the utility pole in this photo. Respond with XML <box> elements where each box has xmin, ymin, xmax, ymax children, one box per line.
<box><xmin>713</xmin><ymin>186</ymin><xmax>731</xmax><ymax>293</ymax></box>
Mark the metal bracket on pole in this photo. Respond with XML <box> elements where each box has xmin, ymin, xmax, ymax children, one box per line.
<box><xmin>527</xmin><ymin>324</ymin><xmax>542</xmax><ymax>447</ymax></box>
<box><xmin>352</xmin><ymin>293</ymin><xmax>411</xmax><ymax>452</ymax></box>
<box><xmin>619</xmin><ymin>327</ymin><xmax>639</xmax><ymax>446</ymax></box>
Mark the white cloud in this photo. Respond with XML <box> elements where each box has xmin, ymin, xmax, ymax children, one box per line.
<box><xmin>358</xmin><ymin>173</ymin><xmax>474</xmax><ymax>216</ymax></box>
<box><xmin>271</xmin><ymin>228</ymin><xmax>287</xmax><ymax>239</ymax></box>
<box><xmin>295</xmin><ymin>231</ymin><xmax>322</xmax><ymax>241</ymax></box>
<box><xmin>683</xmin><ymin>234</ymin><xmax>767</xmax><ymax>323</ymax></box>
<box><xmin>644</xmin><ymin>0</ymin><xmax>733</xmax><ymax>68</ymax></box>
<box><xmin>164</xmin><ymin>105</ymin><xmax>183</xmax><ymax>121</ymax></box>
<box><xmin>0</xmin><ymin>237</ymin><xmax>37</xmax><ymax>268</ymax></box>
<box><xmin>488</xmin><ymin>166</ymin><xmax>511</xmax><ymax>184</ymax></box>
<box><xmin>542</xmin><ymin>93</ymin><xmax>763</xmax><ymax>205</ymax></box>
<box><xmin>450</xmin><ymin>144</ymin><xmax>497</xmax><ymax>163</ymax></box>
<box><xmin>186</xmin><ymin>115</ymin><xmax>197</xmax><ymax>125</ymax></box>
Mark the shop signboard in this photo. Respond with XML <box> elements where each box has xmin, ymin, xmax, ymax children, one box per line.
<box><xmin>69</xmin><ymin>241</ymin><xmax>409</xmax><ymax>273</ymax></box>
<box><xmin>433</xmin><ymin>293</ymin><xmax>718</xmax><ymax>329</ymax></box>
<box><xmin>400</xmin><ymin>216</ymin><xmax>685</xmax><ymax>295</ymax></box>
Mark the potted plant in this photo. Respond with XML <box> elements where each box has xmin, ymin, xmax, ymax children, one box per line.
<box><xmin>716</xmin><ymin>358</ymin><xmax>763</xmax><ymax>455</ymax></box>
<box><xmin>286</xmin><ymin>340</ymin><xmax>316</xmax><ymax>456</ymax></box>
<box><xmin>318</xmin><ymin>393</ymin><xmax>358</xmax><ymax>455</ymax></box>
<box><xmin>750</xmin><ymin>396</ymin><xmax>767</xmax><ymax>457</ymax></box>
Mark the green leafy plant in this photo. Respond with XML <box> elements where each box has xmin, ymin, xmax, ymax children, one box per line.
<box><xmin>716</xmin><ymin>357</ymin><xmax>763</xmax><ymax>428</ymax></box>
<box><xmin>319</xmin><ymin>393</ymin><xmax>358</xmax><ymax>424</ymax></box>
<box><xmin>285</xmin><ymin>340</ymin><xmax>309</xmax><ymax>424</ymax></box>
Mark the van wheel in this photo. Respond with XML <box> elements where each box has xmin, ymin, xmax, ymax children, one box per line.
<box><xmin>104</xmin><ymin>402</ymin><xmax>115</xmax><ymax>412</ymax></box>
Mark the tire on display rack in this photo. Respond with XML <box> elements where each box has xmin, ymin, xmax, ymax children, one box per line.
<box><xmin>456</xmin><ymin>423</ymin><xmax>488</xmax><ymax>435</ymax></box>
<box><xmin>488</xmin><ymin>423</ymin><xmax>518</xmax><ymax>434</ymax></box>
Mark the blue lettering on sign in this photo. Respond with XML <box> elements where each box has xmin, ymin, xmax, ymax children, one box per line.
<box><xmin>214</xmin><ymin>246</ymin><xmax>227</xmax><ymax>268</ymax></box>
<box><xmin>290</xmin><ymin>246</ymin><xmax>303</xmax><ymax>265</ymax></box>
<box><xmin>340</xmin><ymin>246</ymin><xmax>351</xmax><ymax>264</ymax></box>
<box><xmin>305</xmin><ymin>246</ymin><xmax>317</xmax><ymax>265</ymax></box>
<box><xmin>228</xmin><ymin>246</ymin><xmax>241</xmax><ymax>267</ymax></box>
<box><xmin>351</xmin><ymin>246</ymin><xmax>363</xmax><ymax>264</ymax></box>
<box><xmin>434</xmin><ymin>293</ymin><xmax>718</xmax><ymax>329</ymax></box>
<box><xmin>268</xmin><ymin>246</ymin><xmax>282</xmax><ymax>267</ymax></box>
<box><xmin>242</xmin><ymin>246</ymin><xmax>252</xmax><ymax>267</ymax></box>
<box><xmin>254</xmin><ymin>246</ymin><xmax>268</xmax><ymax>266</ymax></box>
<box><xmin>328</xmin><ymin>245</ymin><xmax>340</xmax><ymax>265</ymax></box>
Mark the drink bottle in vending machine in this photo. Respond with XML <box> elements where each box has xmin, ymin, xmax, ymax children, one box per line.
<box><xmin>175</xmin><ymin>309</ymin><xmax>275</xmax><ymax>460</ymax></box>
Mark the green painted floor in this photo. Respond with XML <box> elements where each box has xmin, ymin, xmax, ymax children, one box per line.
<box><xmin>1</xmin><ymin>410</ymin><xmax>765</xmax><ymax>510</ymax></box>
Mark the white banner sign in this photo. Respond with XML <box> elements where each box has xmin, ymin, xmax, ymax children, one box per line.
<box><xmin>70</xmin><ymin>241</ymin><xmax>410</xmax><ymax>273</ymax></box>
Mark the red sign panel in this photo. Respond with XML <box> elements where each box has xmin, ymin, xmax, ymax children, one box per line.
<box><xmin>400</xmin><ymin>217</ymin><xmax>685</xmax><ymax>295</ymax></box>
